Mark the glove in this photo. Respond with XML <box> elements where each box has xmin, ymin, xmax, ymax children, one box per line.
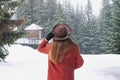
<box><xmin>46</xmin><ymin>32</ymin><xmax>54</xmax><ymax>41</ymax></box>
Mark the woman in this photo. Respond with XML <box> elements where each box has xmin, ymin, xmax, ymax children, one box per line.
<box><xmin>37</xmin><ymin>22</ymin><xmax>84</xmax><ymax>80</ymax></box>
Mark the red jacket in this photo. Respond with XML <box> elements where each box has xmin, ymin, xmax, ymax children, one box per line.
<box><xmin>38</xmin><ymin>39</ymin><xmax>84</xmax><ymax>80</ymax></box>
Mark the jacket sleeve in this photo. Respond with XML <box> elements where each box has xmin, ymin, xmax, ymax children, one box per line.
<box><xmin>74</xmin><ymin>44</ymin><xmax>84</xmax><ymax>69</ymax></box>
<box><xmin>37</xmin><ymin>38</ymin><xmax>50</xmax><ymax>54</ymax></box>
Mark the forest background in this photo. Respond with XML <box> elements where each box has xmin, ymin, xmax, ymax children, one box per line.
<box><xmin>17</xmin><ymin>0</ymin><xmax>120</xmax><ymax>54</ymax></box>
<box><xmin>0</xmin><ymin>0</ymin><xmax>120</xmax><ymax>61</ymax></box>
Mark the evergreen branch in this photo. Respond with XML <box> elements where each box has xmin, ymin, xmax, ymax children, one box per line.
<box><xmin>0</xmin><ymin>19</ymin><xmax>24</xmax><ymax>29</ymax></box>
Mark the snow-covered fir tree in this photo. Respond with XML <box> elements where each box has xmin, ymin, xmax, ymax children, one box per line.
<box><xmin>99</xmin><ymin>0</ymin><xmax>112</xmax><ymax>54</ymax></box>
<box><xmin>111</xmin><ymin>0</ymin><xmax>120</xmax><ymax>54</ymax></box>
<box><xmin>0</xmin><ymin>0</ymin><xmax>24</xmax><ymax>61</ymax></box>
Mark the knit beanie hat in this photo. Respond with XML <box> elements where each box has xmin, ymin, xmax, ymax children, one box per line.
<box><xmin>52</xmin><ymin>23</ymin><xmax>72</xmax><ymax>40</ymax></box>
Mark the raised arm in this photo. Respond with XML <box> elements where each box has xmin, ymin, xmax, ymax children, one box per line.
<box><xmin>37</xmin><ymin>32</ymin><xmax>54</xmax><ymax>54</ymax></box>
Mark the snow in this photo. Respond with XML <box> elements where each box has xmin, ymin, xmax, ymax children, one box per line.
<box><xmin>24</xmin><ymin>23</ymin><xmax>43</xmax><ymax>30</ymax></box>
<box><xmin>15</xmin><ymin>38</ymin><xmax>41</xmax><ymax>44</ymax></box>
<box><xmin>0</xmin><ymin>44</ymin><xmax>120</xmax><ymax>80</ymax></box>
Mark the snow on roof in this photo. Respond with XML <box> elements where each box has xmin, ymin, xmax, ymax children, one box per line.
<box><xmin>24</xmin><ymin>23</ymin><xmax>43</xmax><ymax>30</ymax></box>
<box><xmin>13</xmin><ymin>27</ymin><xmax>18</xmax><ymax>31</ymax></box>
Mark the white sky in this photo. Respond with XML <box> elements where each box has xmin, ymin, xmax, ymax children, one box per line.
<box><xmin>60</xmin><ymin>0</ymin><xmax>102</xmax><ymax>16</ymax></box>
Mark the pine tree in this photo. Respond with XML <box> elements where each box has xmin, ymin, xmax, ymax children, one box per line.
<box><xmin>62</xmin><ymin>0</ymin><xmax>74</xmax><ymax>25</ymax></box>
<box><xmin>33</xmin><ymin>0</ymin><xmax>45</xmax><ymax>25</ymax></box>
<box><xmin>0</xmin><ymin>0</ymin><xmax>24</xmax><ymax>61</ymax></box>
<box><xmin>52</xmin><ymin>3</ymin><xmax>66</xmax><ymax>25</ymax></box>
<box><xmin>82</xmin><ymin>0</ymin><xmax>98</xmax><ymax>54</ymax></box>
<box><xmin>99</xmin><ymin>0</ymin><xmax>112</xmax><ymax>54</ymax></box>
<box><xmin>17</xmin><ymin>0</ymin><xmax>35</xmax><ymax>26</ymax></box>
<box><xmin>72</xmin><ymin>6</ymin><xmax>85</xmax><ymax>41</ymax></box>
<box><xmin>42</xmin><ymin>0</ymin><xmax>58</xmax><ymax>31</ymax></box>
<box><xmin>111</xmin><ymin>0</ymin><xmax>120</xmax><ymax>54</ymax></box>
<box><xmin>72</xmin><ymin>6</ymin><xmax>87</xmax><ymax>54</ymax></box>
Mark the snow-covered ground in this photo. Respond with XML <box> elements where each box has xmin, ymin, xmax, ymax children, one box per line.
<box><xmin>0</xmin><ymin>44</ymin><xmax>120</xmax><ymax>80</ymax></box>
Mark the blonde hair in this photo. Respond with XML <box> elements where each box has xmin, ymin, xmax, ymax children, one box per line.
<box><xmin>49</xmin><ymin>39</ymin><xmax>74</xmax><ymax>63</ymax></box>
